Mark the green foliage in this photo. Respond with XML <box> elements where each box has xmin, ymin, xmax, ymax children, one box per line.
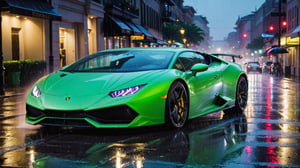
<box><xmin>4</xmin><ymin>60</ymin><xmax>46</xmax><ymax>72</ymax></box>
<box><xmin>163</xmin><ymin>22</ymin><xmax>182</xmax><ymax>42</ymax></box>
<box><xmin>163</xmin><ymin>22</ymin><xmax>205</xmax><ymax>46</ymax></box>
<box><xmin>184</xmin><ymin>23</ymin><xmax>205</xmax><ymax>45</ymax></box>
<box><xmin>4</xmin><ymin>60</ymin><xmax>46</xmax><ymax>86</ymax></box>
<box><xmin>3</xmin><ymin>60</ymin><xmax>22</xmax><ymax>72</ymax></box>
<box><xmin>246</xmin><ymin>37</ymin><xmax>265</xmax><ymax>50</ymax></box>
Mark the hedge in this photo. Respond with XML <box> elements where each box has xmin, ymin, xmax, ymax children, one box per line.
<box><xmin>4</xmin><ymin>60</ymin><xmax>46</xmax><ymax>86</ymax></box>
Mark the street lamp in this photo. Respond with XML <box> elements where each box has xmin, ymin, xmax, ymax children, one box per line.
<box><xmin>182</xmin><ymin>38</ymin><xmax>187</xmax><ymax>47</ymax></box>
<box><xmin>179</xmin><ymin>27</ymin><xmax>185</xmax><ymax>35</ymax></box>
<box><xmin>179</xmin><ymin>28</ymin><xmax>185</xmax><ymax>47</ymax></box>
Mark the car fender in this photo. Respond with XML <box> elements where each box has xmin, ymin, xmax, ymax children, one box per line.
<box><xmin>220</xmin><ymin>63</ymin><xmax>246</xmax><ymax>101</ymax></box>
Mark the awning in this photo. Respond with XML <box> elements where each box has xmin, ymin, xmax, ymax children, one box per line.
<box><xmin>0</xmin><ymin>0</ymin><xmax>61</xmax><ymax>20</ymax></box>
<box><xmin>157</xmin><ymin>40</ymin><xmax>169</xmax><ymax>45</ymax></box>
<box><xmin>290</xmin><ymin>25</ymin><xmax>300</xmax><ymax>38</ymax></box>
<box><xmin>132</xmin><ymin>23</ymin><xmax>155</xmax><ymax>41</ymax></box>
<box><xmin>125</xmin><ymin>21</ymin><xmax>143</xmax><ymax>35</ymax></box>
<box><xmin>110</xmin><ymin>17</ymin><xmax>131</xmax><ymax>32</ymax></box>
<box><xmin>172</xmin><ymin>42</ymin><xmax>184</xmax><ymax>46</ymax></box>
<box><xmin>104</xmin><ymin>16</ymin><xmax>132</xmax><ymax>36</ymax></box>
<box><xmin>104</xmin><ymin>15</ymin><xmax>155</xmax><ymax>40</ymax></box>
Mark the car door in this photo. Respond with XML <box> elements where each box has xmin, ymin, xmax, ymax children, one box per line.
<box><xmin>175</xmin><ymin>52</ymin><xmax>225</xmax><ymax>117</ymax></box>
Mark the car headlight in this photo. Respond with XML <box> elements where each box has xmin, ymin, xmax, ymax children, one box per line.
<box><xmin>32</xmin><ymin>86</ymin><xmax>41</xmax><ymax>97</ymax></box>
<box><xmin>109</xmin><ymin>84</ymin><xmax>146</xmax><ymax>98</ymax></box>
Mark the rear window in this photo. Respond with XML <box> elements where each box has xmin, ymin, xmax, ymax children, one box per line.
<box><xmin>248</xmin><ymin>62</ymin><xmax>260</xmax><ymax>65</ymax></box>
<box><xmin>266</xmin><ymin>62</ymin><xmax>272</xmax><ymax>66</ymax></box>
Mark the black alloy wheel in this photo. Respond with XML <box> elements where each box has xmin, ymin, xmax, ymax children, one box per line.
<box><xmin>236</xmin><ymin>76</ymin><xmax>248</xmax><ymax>111</ymax></box>
<box><xmin>224</xmin><ymin>76</ymin><xmax>248</xmax><ymax>114</ymax></box>
<box><xmin>165</xmin><ymin>81</ymin><xmax>189</xmax><ymax>128</ymax></box>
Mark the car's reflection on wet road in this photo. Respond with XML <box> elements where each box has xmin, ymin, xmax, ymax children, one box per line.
<box><xmin>22</xmin><ymin>112</ymin><xmax>247</xmax><ymax>168</ymax></box>
<box><xmin>1</xmin><ymin>73</ymin><xmax>300</xmax><ymax>167</ymax></box>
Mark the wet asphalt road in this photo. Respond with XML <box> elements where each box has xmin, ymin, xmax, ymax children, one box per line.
<box><xmin>0</xmin><ymin>73</ymin><xmax>300</xmax><ymax>168</ymax></box>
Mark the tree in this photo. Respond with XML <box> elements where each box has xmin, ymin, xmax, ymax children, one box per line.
<box><xmin>246</xmin><ymin>37</ymin><xmax>265</xmax><ymax>50</ymax></box>
<box><xmin>183</xmin><ymin>23</ymin><xmax>205</xmax><ymax>45</ymax></box>
<box><xmin>163</xmin><ymin>22</ymin><xmax>205</xmax><ymax>46</ymax></box>
<box><xmin>163</xmin><ymin>22</ymin><xmax>181</xmax><ymax>43</ymax></box>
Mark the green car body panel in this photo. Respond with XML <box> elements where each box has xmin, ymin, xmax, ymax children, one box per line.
<box><xmin>25</xmin><ymin>47</ymin><xmax>247</xmax><ymax>128</ymax></box>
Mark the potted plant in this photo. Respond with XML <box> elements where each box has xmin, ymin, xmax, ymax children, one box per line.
<box><xmin>4</xmin><ymin>60</ymin><xmax>22</xmax><ymax>86</ymax></box>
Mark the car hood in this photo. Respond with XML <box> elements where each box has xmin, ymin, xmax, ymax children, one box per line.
<box><xmin>39</xmin><ymin>70</ymin><xmax>170</xmax><ymax>96</ymax></box>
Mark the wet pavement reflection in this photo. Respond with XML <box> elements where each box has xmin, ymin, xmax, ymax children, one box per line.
<box><xmin>243</xmin><ymin>74</ymin><xmax>300</xmax><ymax>167</ymax></box>
<box><xmin>0</xmin><ymin>73</ymin><xmax>300</xmax><ymax>167</ymax></box>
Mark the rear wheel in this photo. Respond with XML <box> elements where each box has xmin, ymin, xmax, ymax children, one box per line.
<box><xmin>224</xmin><ymin>76</ymin><xmax>248</xmax><ymax>114</ymax></box>
<box><xmin>165</xmin><ymin>81</ymin><xmax>189</xmax><ymax>128</ymax></box>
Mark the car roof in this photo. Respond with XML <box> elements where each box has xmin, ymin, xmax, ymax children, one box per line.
<box><xmin>98</xmin><ymin>47</ymin><xmax>232</xmax><ymax>65</ymax></box>
<box><xmin>100</xmin><ymin>47</ymin><xmax>194</xmax><ymax>54</ymax></box>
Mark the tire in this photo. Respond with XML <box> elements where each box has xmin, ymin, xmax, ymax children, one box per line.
<box><xmin>165</xmin><ymin>81</ymin><xmax>189</xmax><ymax>128</ymax></box>
<box><xmin>224</xmin><ymin>76</ymin><xmax>248</xmax><ymax>114</ymax></box>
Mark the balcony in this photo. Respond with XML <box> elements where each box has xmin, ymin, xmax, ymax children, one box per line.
<box><xmin>162</xmin><ymin>9</ymin><xmax>176</xmax><ymax>22</ymax></box>
<box><xmin>161</xmin><ymin>0</ymin><xmax>175</xmax><ymax>6</ymax></box>
<box><xmin>103</xmin><ymin>0</ymin><xmax>139</xmax><ymax>19</ymax></box>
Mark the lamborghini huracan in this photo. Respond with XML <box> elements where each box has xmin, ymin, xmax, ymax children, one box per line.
<box><xmin>25</xmin><ymin>47</ymin><xmax>248</xmax><ymax>128</ymax></box>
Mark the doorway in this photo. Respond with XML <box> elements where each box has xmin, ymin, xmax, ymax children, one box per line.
<box><xmin>59</xmin><ymin>28</ymin><xmax>76</xmax><ymax>67</ymax></box>
<box><xmin>11</xmin><ymin>28</ymin><xmax>21</xmax><ymax>60</ymax></box>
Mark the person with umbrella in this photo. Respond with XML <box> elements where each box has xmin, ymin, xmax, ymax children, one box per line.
<box><xmin>263</xmin><ymin>45</ymin><xmax>288</xmax><ymax>76</ymax></box>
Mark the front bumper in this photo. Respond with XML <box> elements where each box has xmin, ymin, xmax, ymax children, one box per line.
<box><xmin>26</xmin><ymin>104</ymin><xmax>138</xmax><ymax>128</ymax></box>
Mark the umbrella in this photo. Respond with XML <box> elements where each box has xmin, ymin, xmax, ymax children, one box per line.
<box><xmin>262</xmin><ymin>46</ymin><xmax>288</xmax><ymax>56</ymax></box>
<box><xmin>267</xmin><ymin>47</ymin><xmax>288</xmax><ymax>55</ymax></box>
<box><xmin>262</xmin><ymin>46</ymin><xmax>273</xmax><ymax>56</ymax></box>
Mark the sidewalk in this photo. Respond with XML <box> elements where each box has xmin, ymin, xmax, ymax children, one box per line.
<box><xmin>284</xmin><ymin>74</ymin><xmax>300</xmax><ymax>83</ymax></box>
<box><xmin>0</xmin><ymin>87</ymin><xmax>26</xmax><ymax>98</ymax></box>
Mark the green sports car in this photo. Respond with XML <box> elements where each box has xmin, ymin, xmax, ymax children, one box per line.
<box><xmin>25</xmin><ymin>47</ymin><xmax>248</xmax><ymax>128</ymax></box>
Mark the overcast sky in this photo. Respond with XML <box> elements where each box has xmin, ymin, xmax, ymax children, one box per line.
<box><xmin>183</xmin><ymin>0</ymin><xmax>265</xmax><ymax>40</ymax></box>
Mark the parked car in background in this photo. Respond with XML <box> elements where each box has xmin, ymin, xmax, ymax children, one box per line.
<box><xmin>262</xmin><ymin>61</ymin><xmax>273</xmax><ymax>73</ymax></box>
<box><xmin>245</xmin><ymin>62</ymin><xmax>262</xmax><ymax>73</ymax></box>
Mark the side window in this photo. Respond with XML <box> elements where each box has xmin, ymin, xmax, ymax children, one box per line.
<box><xmin>200</xmin><ymin>53</ymin><xmax>212</xmax><ymax>65</ymax></box>
<box><xmin>173</xmin><ymin>52</ymin><xmax>204</xmax><ymax>71</ymax></box>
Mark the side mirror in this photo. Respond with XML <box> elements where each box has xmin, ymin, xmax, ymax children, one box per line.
<box><xmin>191</xmin><ymin>63</ymin><xmax>208</xmax><ymax>76</ymax></box>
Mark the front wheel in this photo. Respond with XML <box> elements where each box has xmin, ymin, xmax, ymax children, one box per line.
<box><xmin>224</xmin><ymin>76</ymin><xmax>248</xmax><ymax>114</ymax></box>
<box><xmin>165</xmin><ymin>81</ymin><xmax>189</xmax><ymax>128</ymax></box>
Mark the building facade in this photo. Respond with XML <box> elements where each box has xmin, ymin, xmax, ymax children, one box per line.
<box><xmin>1</xmin><ymin>0</ymin><xmax>105</xmax><ymax>72</ymax></box>
<box><xmin>284</xmin><ymin>0</ymin><xmax>300</xmax><ymax>76</ymax></box>
<box><xmin>193</xmin><ymin>15</ymin><xmax>210</xmax><ymax>52</ymax></box>
<box><xmin>232</xmin><ymin>0</ymin><xmax>300</xmax><ymax>77</ymax></box>
<box><xmin>1</xmin><ymin>0</ymin><xmax>203</xmax><ymax>77</ymax></box>
<box><xmin>52</xmin><ymin>0</ymin><xmax>105</xmax><ymax>71</ymax></box>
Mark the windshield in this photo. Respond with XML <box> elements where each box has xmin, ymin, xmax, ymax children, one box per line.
<box><xmin>62</xmin><ymin>50</ymin><xmax>174</xmax><ymax>72</ymax></box>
